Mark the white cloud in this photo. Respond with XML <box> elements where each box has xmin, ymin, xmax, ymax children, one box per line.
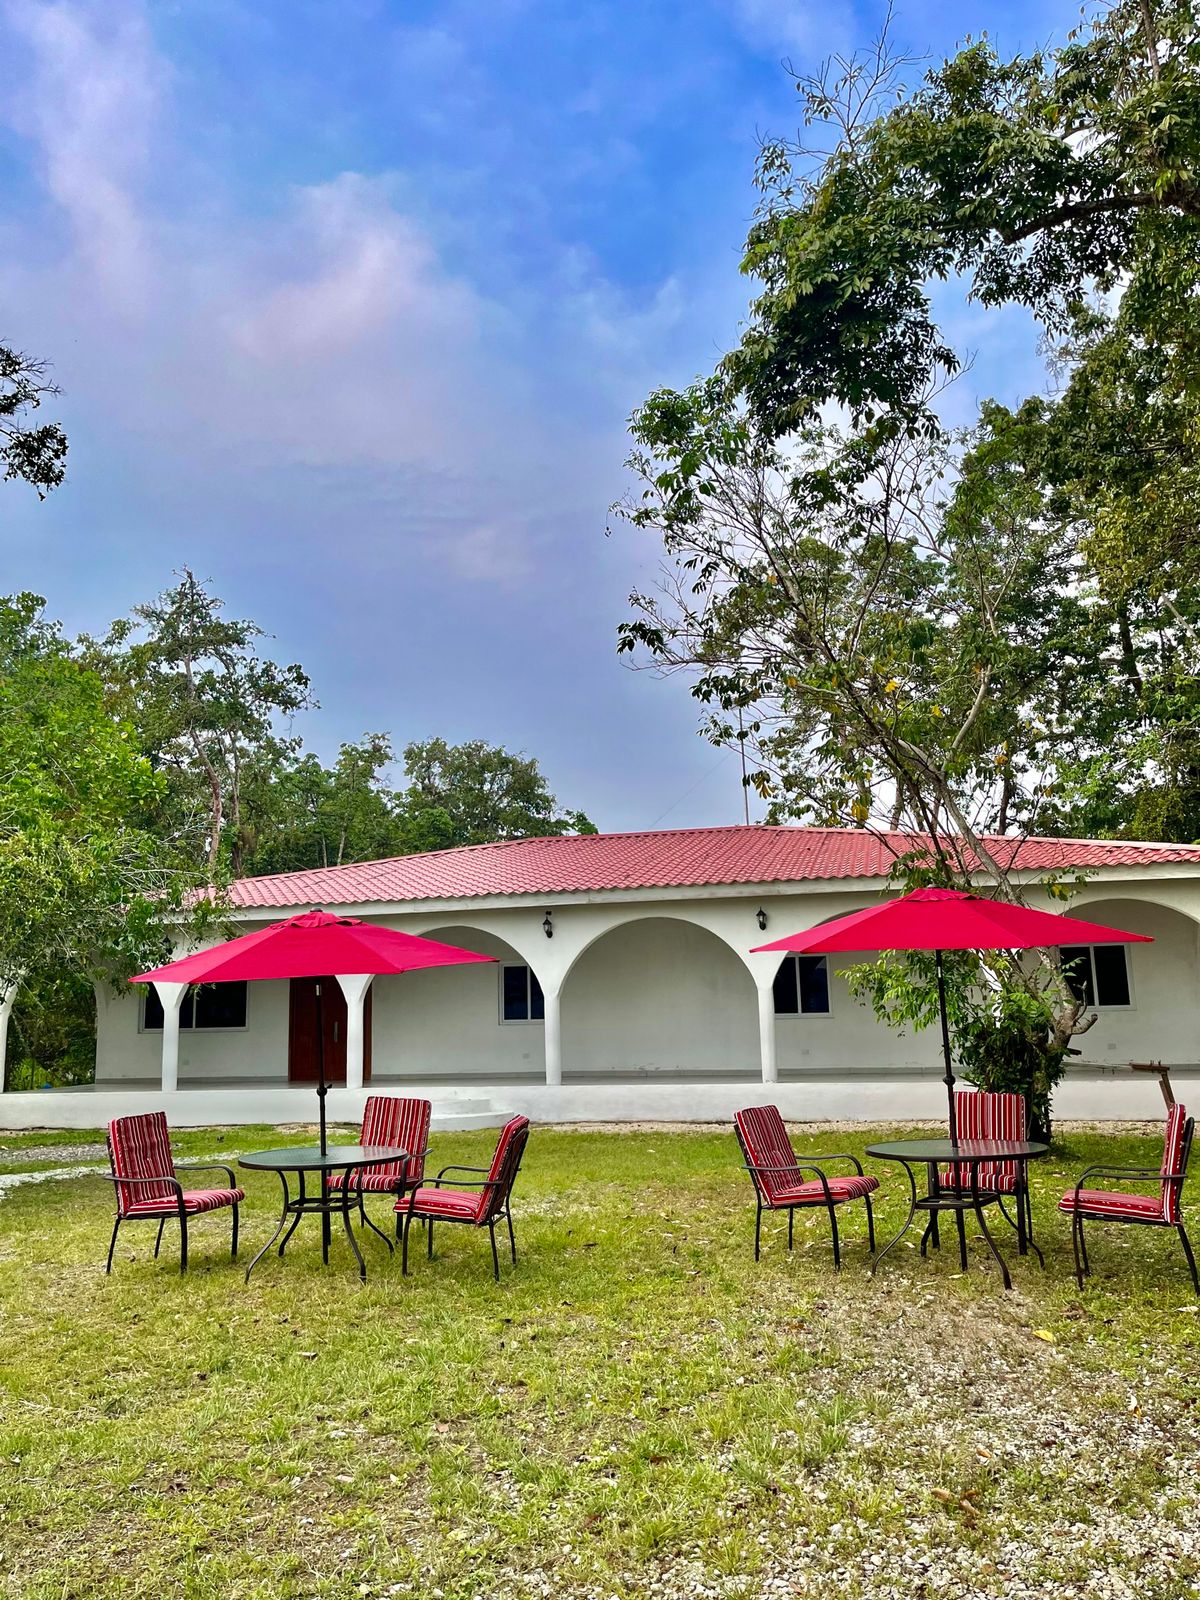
<box><xmin>0</xmin><ymin>0</ymin><xmax>689</xmax><ymax>576</ymax></box>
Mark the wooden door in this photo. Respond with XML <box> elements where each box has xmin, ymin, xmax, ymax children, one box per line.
<box><xmin>288</xmin><ymin>978</ymin><xmax>372</xmax><ymax>1084</ymax></box>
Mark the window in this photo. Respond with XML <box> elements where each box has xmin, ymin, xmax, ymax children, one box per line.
<box><xmin>1060</xmin><ymin>945</ymin><xmax>1132</xmax><ymax>1009</ymax></box>
<box><xmin>142</xmin><ymin>982</ymin><xmax>249</xmax><ymax>1031</ymax></box>
<box><xmin>500</xmin><ymin>964</ymin><xmax>544</xmax><ymax>1023</ymax></box>
<box><xmin>773</xmin><ymin>954</ymin><xmax>831</xmax><ymax>1016</ymax></box>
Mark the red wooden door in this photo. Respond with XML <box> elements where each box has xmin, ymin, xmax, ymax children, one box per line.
<box><xmin>288</xmin><ymin>978</ymin><xmax>372</xmax><ymax>1084</ymax></box>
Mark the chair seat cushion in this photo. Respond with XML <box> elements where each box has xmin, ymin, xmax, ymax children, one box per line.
<box><xmin>396</xmin><ymin>1185</ymin><xmax>483</xmax><ymax>1222</ymax></box>
<box><xmin>326</xmin><ymin>1171</ymin><xmax>408</xmax><ymax>1193</ymax></box>
<box><xmin>125</xmin><ymin>1187</ymin><xmax>244</xmax><ymax>1217</ymax></box>
<box><xmin>939</xmin><ymin>1164</ymin><xmax>1020</xmax><ymax>1194</ymax></box>
<box><xmin>770</xmin><ymin>1174</ymin><xmax>879</xmax><ymax>1207</ymax></box>
<box><xmin>1057</xmin><ymin>1188</ymin><xmax>1165</xmax><ymax>1222</ymax></box>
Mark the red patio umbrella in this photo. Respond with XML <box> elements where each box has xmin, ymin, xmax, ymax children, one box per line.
<box><xmin>133</xmin><ymin>910</ymin><xmax>496</xmax><ymax>1154</ymax></box>
<box><xmin>752</xmin><ymin>887</ymin><xmax>1153</xmax><ymax>1139</ymax></box>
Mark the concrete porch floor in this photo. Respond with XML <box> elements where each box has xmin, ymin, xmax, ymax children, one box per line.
<box><xmin>0</xmin><ymin>1061</ymin><xmax>1187</xmax><ymax>1129</ymax></box>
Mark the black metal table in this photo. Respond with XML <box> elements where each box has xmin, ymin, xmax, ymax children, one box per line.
<box><xmin>865</xmin><ymin>1138</ymin><xmax>1049</xmax><ymax>1290</ymax></box>
<box><xmin>239</xmin><ymin>1145</ymin><xmax>407</xmax><ymax>1282</ymax></box>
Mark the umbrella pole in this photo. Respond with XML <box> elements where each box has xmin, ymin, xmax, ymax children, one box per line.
<box><xmin>315</xmin><ymin>979</ymin><xmax>331</xmax><ymax>1264</ymax></box>
<box><xmin>935</xmin><ymin>950</ymin><xmax>958</xmax><ymax>1142</ymax></box>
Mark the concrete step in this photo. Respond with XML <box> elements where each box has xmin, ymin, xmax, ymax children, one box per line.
<box><xmin>429</xmin><ymin>1098</ymin><xmax>508</xmax><ymax>1132</ymax></box>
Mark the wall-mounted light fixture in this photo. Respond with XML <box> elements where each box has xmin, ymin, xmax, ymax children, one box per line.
<box><xmin>756</xmin><ymin>906</ymin><xmax>768</xmax><ymax>932</ymax></box>
<box><xmin>542</xmin><ymin>910</ymin><xmax>554</xmax><ymax>939</ymax></box>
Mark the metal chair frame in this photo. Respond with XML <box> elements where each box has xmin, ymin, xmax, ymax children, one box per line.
<box><xmin>1065</xmin><ymin>1115</ymin><xmax>1197</xmax><ymax>1295</ymax></box>
<box><xmin>733</xmin><ymin>1119</ymin><xmax>875</xmax><ymax>1269</ymax></box>
<box><xmin>103</xmin><ymin>1155</ymin><xmax>240</xmax><ymax>1276</ymax></box>
<box><xmin>398</xmin><ymin>1120</ymin><xmax>530</xmax><ymax>1281</ymax></box>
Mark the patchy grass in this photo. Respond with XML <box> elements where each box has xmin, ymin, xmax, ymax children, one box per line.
<box><xmin>0</xmin><ymin>1122</ymin><xmax>1197</xmax><ymax>1600</ymax></box>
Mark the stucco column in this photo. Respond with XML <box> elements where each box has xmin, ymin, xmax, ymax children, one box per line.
<box><xmin>756</xmin><ymin>977</ymin><xmax>778</xmax><ymax>1084</ymax></box>
<box><xmin>155</xmin><ymin>982</ymin><xmax>187</xmax><ymax>1094</ymax></box>
<box><xmin>543</xmin><ymin>984</ymin><xmax>562</xmax><ymax>1086</ymax></box>
<box><xmin>336</xmin><ymin>974</ymin><xmax>374</xmax><ymax>1092</ymax></box>
<box><xmin>0</xmin><ymin>979</ymin><xmax>17</xmax><ymax>1093</ymax></box>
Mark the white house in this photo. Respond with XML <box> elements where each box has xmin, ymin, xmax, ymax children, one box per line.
<box><xmin>4</xmin><ymin>825</ymin><xmax>1200</xmax><ymax>1128</ymax></box>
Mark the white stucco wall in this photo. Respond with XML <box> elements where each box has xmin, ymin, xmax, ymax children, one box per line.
<box><xmin>86</xmin><ymin>873</ymin><xmax>1200</xmax><ymax>1106</ymax></box>
<box><xmin>560</xmin><ymin>916</ymin><xmax>759</xmax><ymax>1077</ymax></box>
<box><xmin>372</xmin><ymin>927</ymin><xmax>547</xmax><ymax>1081</ymax></box>
<box><xmin>96</xmin><ymin>978</ymin><xmax>292</xmax><ymax>1083</ymax></box>
<box><xmin>1062</xmin><ymin>897</ymin><xmax>1200</xmax><ymax>1067</ymax></box>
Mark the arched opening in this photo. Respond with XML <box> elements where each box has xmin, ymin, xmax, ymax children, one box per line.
<box><xmin>370</xmin><ymin>925</ymin><xmax>546</xmax><ymax>1086</ymax></box>
<box><xmin>561</xmin><ymin>916</ymin><xmax>758</xmax><ymax>1082</ymax></box>
<box><xmin>1063</xmin><ymin>898</ymin><xmax>1200</xmax><ymax>1071</ymax></box>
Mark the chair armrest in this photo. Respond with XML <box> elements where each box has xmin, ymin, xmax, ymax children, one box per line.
<box><xmin>100</xmin><ymin>1174</ymin><xmax>185</xmax><ymax>1215</ymax></box>
<box><xmin>434</xmin><ymin>1162</ymin><xmax>487</xmax><ymax>1182</ymax></box>
<box><xmin>174</xmin><ymin>1162</ymin><xmax>238</xmax><ymax>1187</ymax></box>
<box><xmin>809</xmin><ymin>1151</ymin><xmax>866</xmax><ymax>1176</ymax></box>
<box><xmin>1075</xmin><ymin>1165</ymin><xmax>1161</xmax><ymax>1185</ymax></box>
<box><xmin>99</xmin><ymin>1174</ymin><xmax>183</xmax><ymax>1193</ymax></box>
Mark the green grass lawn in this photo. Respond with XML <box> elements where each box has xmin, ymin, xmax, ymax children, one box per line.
<box><xmin>0</xmin><ymin>1121</ymin><xmax>1197</xmax><ymax>1600</ymax></box>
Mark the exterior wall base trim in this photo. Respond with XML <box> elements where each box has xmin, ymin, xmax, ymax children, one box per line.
<box><xmin>0</xmin><ymin>1072</ymin><xmax>1181</xmax><ymax>1129</ymax></box>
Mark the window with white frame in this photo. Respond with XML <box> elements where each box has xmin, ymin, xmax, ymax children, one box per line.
<box><xmin>773</xmin><ymin>954</ymin><xmax>831</xmax><ymax>1016</ymax></box>
<box><xmin>1060</xmin><ymin>945</ymin><xmax>1132</xmax><ymax>1009</ymax></box>
<box><xmin>142</xmin><ymin>982</ymin><xmax>249</xmax><ymax>1031</ymax></box>
<box><xmin>500</xmin><ymin>963</ymin><xmax>544</xmax><ymax>1023</ymax></box>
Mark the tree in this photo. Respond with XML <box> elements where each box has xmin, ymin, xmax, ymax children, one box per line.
<box><xmin>1</xmin><ymin>345</ymin><xmax>67</xmax><ymax>499</ymax></box>
<box><xmin>397</xmin><ymin>738</ymin><xmax>597</xmax><ymax>848</ymax></box>
<box><xmin>242</xmin><ymin>734</ymin><xmax>409</xmax><ymax>876</ymax></box>
<box><xmin>614</xmin><ymin>378</ymin><xmax>1103</xmax><ymax>1129</ymax></box>
<box><xmin>0</xmin><ymin>595</ymin><xmax>202</xmax><ymax>1089</ymax></box>
<box><xmin>617</xmin><ymin>0</ymin><xmax>1200</xmax><ymax>1127</ymax></box>
<box><xmin>87</xmin><ymin>571</ymin><xmax>314</xmax><ymax>879</ymax></box>
<box><xmin>733</xmin><ymin>1</ymin><xmax>1200</xmax><ymax>438</ymax></box>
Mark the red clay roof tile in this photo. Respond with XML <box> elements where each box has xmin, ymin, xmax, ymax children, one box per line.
<box><xmin>220</xmin><ymin>826</ymin><xmax>1200</xmax><ymax>909</ymax></box>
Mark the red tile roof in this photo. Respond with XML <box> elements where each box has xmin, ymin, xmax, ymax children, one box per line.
<box><xmin>221</xmin><ymin>826</ymin><xmax>1200</xmax><ymax>909</ymax></box>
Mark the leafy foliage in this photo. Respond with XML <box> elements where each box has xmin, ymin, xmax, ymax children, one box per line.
<box><xmin>0</xmin><ymin>595</ymin><xmax>208</xmax><ymax>1085</ymax></box>
<box><xmin>0</xmin><ymin>344</ymin><xmax>67</xmax><ymax>498</ymax></box>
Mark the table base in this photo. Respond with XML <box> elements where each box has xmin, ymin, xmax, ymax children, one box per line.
<box><xmin>245</xmin><ymin>1169</ymin><xmax>395</xmax><ymax>1283</ymax></box>
<box><xmin>871</xmin><ymin>1162</ymin><xmax>1043</xmax><ymax>1291</ymax></box>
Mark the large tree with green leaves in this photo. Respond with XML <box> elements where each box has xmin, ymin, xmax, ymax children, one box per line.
<box><xmin>396</xmin><ymin>738</ymin><xmax>597</xmax><ymax>850</ymax></box>
<box><xmin>0</xmin><ymin>595</ymin><xmax>204</xmax><ymax>1089</ymax></box>
<box><xmin>618</xmin><ymin>0</ymin><xmax>1200</xmax><ymax>1125</ymax></box>
<box><xmin>85</xmin><ymin>571</ymin><xmax>314</xmax><ymax>880</ymax></box>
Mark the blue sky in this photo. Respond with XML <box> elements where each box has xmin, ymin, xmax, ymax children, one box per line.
<box><xmin>1</xmin><ymin>0</ymin><xmax>1075</xmax><ymax>833</ymax></box>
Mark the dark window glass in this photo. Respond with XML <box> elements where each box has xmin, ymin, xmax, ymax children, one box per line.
<box><xmin>797</xmin><ymin>955</ymin><xmax>830</xmax><ymax>1015</ymax></box>
<box><xmin>1093</xmin><ymin>945</ymin><xmax>1131</xmax><ymax>1007</ymax></box>
<box><xmin>143</xmin><ymin>982</ymin><xmax>247</xmax><ymax>1030</ymax></box>
<box><xmin>529</xmin><ymin>970</ymin><xmax>545</xmax><ymax>1021</ymax></box>
<box><xmin>773</xmin><ymin>957</ymin><xmax>799</xmax><ymax>1015</ymax></box>
<box><xmin>192</xmin><ymin>983</ymin><xmax>248</xmax><ymax>1029</ymax></box>
<box><xmin>502</xmin><ymin>965</ymin><xmax>530</xmax><ymax>1021</ymax></box>
<box><xmin>1060</xmin><ymin>946</ymin><xmax>1095</xmax><ymax>1008</ymax></box>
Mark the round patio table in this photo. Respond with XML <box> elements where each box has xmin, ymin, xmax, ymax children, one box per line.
<box><xmin>239</xmin><ymin>1145</ymin><xmax>408</xmax><ymax>1283</ymax></box>
<box><xmin>865</xmin><ymin>1138</ymin><xmax>1049</xmax><ymax>1291</ymax></box>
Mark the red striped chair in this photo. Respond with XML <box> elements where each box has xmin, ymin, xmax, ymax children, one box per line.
<box><xmin>940</xmin><ymin>1090</ymin><xmax>1038</xmax><ymax>1257</ymax></box>
<box><xmin>734</xmin><ymin>1105</ymin><xmax>878</xmax><ymax>1268</ymax></box>
<box><xmin>396</xmin><ymin>1115</ymin><xmax>530</xmax><ymax>1280</ymax></box>
<box><xmin>1058</xmin><ymin>1104</ymin><xmax>1197</xmax><ymax>1293</ymax></box>
<box><xmin>104</xmin><ymin>1112</ymin><xmax>244</xmax><ymax>1275</ymax></box>
<box><xmin>326</xmin><ymin>1095</ymin><xmax>431</xmax><ymax>1223</ymax></box>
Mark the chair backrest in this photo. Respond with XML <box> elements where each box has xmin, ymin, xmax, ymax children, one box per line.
<box><xmin>107</xmin><ymin>1112</ymin><xmax>177</xmax><ymax>1214</ymax></box>
<box><xmin>361</xmin><ymin>1095</ymin><xmax>432</xmax><ymax>1185</ymax></box>
<box><xmin>1161</xmin><ymin>1103</ymin><xmax>1193</xmax><ymax>1224</ymax></box>
<box><xmin>954</xmin><ymin>1090</ymin><xmax>1026</xmax><ymax>1182</ymax></box>
<box><xmin>476</xmin><ymin>1115</ymin><xmax>530</xmax><ymax>1222</ymax></box>
<box><xmin>734</xmin><ymin>1106</ymin><xmax>803</xmax><ymax>1205</ymax></box>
